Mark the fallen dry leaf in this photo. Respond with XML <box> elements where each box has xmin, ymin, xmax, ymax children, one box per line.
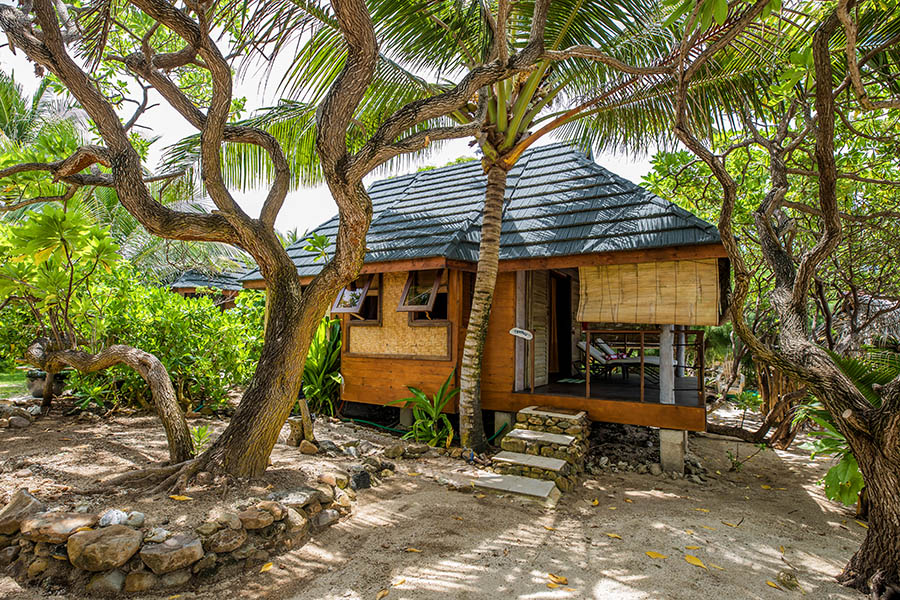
<box><xmin>591</xmin><ymin>498</ymin><xmax>599</xmax><ymax>506</ymax></box>
<box><xmin>684</xmin><ymin>555</ymin><xmax>707</xmax><ymax>570</ymax></box>
<box><xmin>854</xmin><ymin>520</ymin><xmax>869</xmax><ymax>529</ymax></box>
<box><xmin>624</xmin><ymin>498</ymin><xmax>633</xmax><ymax>503</ymax></box>
<box><xmin>548</xmin><ymin>573</ymin><xmax>568</xmax><ymax>585</ymax></box>
<box><xmin>547</xmin><ymin>583</ymin><xmax>559</xmax><ymax>589</ymax></box>
<box><xmin>544</xmin><ymin>525</ymin><xmax>556</xmax><ymax>531</ymax></box>
<box><xmin>685</xmin><ymin>545</ymin><xmax>700</xmax><ymax>550</ymax></box>
<box><xmin>168</xmin><ymin>495</ymin><xmax>192</xmax><ymax>501</ymax></box>
<box><xmin>393</xmin><ymin>578</ymin><xmax>406</xmax><ymax>587</ymax></box>
<box><xmin>74</xmin><ymin>526</ymin><xmax>93</xmax><ymax>533</ymax></box>
<box><xmin>710</xmin><ymin>563</ymin><xmax>726</xmax><ymax>571</ymax></box>
<box><xmin>701</xmin><ymin>526</ymin><xmax>716</xmax><ymax>531</ymax></box>
<box><xmin>259</xmin><ymin>562</ymin><xmax>273</xmax><ymax>573</ymax></box>
<box><xmin>761</xmin><ymin>485</ymin><xmax>772</xmax><ymax>490</ymax></box>
<box><xmin>608</xmin><ymin>506</ymin><xmax>617</xmax><ymax>510</ymax></box>
<box><xmin>453</xmin><ymin>516</ymin><xmax>463</xmax><ymax>521</ymax></box>
<box><xmin>694</xmin><ymin>508</ymin><xmax>710</xmax><ymax>513</ymax></box>
<box><xmin>645</xmin><ymin>551</ymin><xmax>668</xmax><ymax>559</ymax></box>
<box><xmin>779</xmin><ymin>545</ymin><xmax>785</xmax><ymax>554</ymax></box>
<box><xmin>474</xmin><ymin>493</ymin><xmax>486</xmax><ymax>499</ymax></box>
<box><xmin>605</xmin><ymin>533</ymin><xmax>622</xmax><ymax>540</ymax></box>
<box><xmin>685</xmin><ymin>529</ymin><xmax>695</xmax><ymax>535</ymax></box>
<box><xmin>407</xmin><ymin>472</ymin><xmax>421</xmax><ymax>477</ymax></box>
<box><xmin>766</xmin><ymin>580</ymin><xmax>782</xmax><ymax>590</ymax></box>
<box><xmin>721</xmin><ymin>521</ymin><xmax>738</xmax><ymax>528</ymax></box>
<box><xmin>404</xmin><ymin>548</ymin><xmax>422</xmax><ymax>553</ymax></box>
<box><xmin>376</xmin><ymin>589</ymin><xmax>389</xmax><ymax>600</ymax></box>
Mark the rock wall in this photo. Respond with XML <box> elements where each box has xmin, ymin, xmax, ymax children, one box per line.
<box><xmin>0</xmin><ymin>483</ymin><xmax>353</xmax><ymax>596</ymax></box>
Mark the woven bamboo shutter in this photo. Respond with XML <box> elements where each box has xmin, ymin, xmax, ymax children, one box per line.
<box><xmin>576</xmin><ymin>259</ymin><xmax>720</xmax><ymax>326</ymax></box>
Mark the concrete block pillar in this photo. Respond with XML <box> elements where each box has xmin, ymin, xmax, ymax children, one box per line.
<box><xmin>659</xmin><ymin>325</ymin><xmax>675</xmax><ymax>405</ymax></box>
<box><xmin>399</xmin><ymin>407</ymin><xmax>413</xmax><ymax>427</ymax></box>
<box><xmin>659</xmin><ymin>429</ymin><xmax>688</xmax><ymax>474</ymax></box>
<box><xmin>494</xmin><ymin>411</ymin><xmax>514</xmax><ymax>439</ymax></box>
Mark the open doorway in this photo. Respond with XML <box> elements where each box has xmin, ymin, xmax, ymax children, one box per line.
<box><xmin>549</xmin><ymin>270</ymin><xmax>573</xmax><ymax>380</ymax></box>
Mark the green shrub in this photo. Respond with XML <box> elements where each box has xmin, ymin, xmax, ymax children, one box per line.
<box><xmin>299</xmin><ymin>316</ymin><xmax>342</xmax><ymax>416</ymax></box>
<box><xmin>67</xmin><ymin>267</ymin><xmax>265</xmax><ymax>410</ymax></box>
<box><xmin>0</xmin><ymin>302</ymin><xmax>37</xmax><ymax>370</ymax></box>
<box><xmin>390</xmin><ymin>369</ymin><xmax>458</xmax><ymax>447</ymax></box>
<box><xmin>0</xmin><ymin>209</ymin><xmax>265</xmax><ymax>411</ymax></box>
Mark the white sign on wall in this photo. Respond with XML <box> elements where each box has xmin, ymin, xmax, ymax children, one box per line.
<box><xmin>509</xmin><ymin>327</ymin><xmax>534</xmax><ymax>341</ymax></box>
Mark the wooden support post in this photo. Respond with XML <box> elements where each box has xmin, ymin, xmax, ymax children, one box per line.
<box><xmin>698</xmin><ymin>330</ymin><xmax>705</xmax><ymax>406</ymax></box>
<box><xmin>640</xmin><ymin>331</ymin><xmax>645</xmax><ymax>403</ymax></box>
<box><xmin>530</xmin><ymin>336</ymin><xmax>535</xmax><ymax>394</ymax></box>
<box><xmin>585</xmin><ymin>332</ymin><xmax>591</xmax><ymax>399</ymax></box>
<box><xmin>659</xmin><ymin>325</ymin><xmax>675</xmax><ymax>405</ymax></box>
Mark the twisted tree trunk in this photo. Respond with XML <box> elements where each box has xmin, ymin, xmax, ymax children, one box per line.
<box><xmin>199</xmin><ymin>270</ymin><xmax>318</xmax><ymax>476</ymax></box>
<box><xmin>838</xmin><ymin>383</ymin><xmax>900</xmax><ymax>600</ymax></box>
<box><xmin>459</xmin><ymin>163</ymin><xmax>508</xmax><ymax>452</ymax></box>
<box><xmin>26</xmin><ymin>340</ymin><xmax>193</xmax><ymax>463</ymax></box>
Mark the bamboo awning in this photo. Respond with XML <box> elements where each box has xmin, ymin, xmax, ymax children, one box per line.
<box><xmin>576</xmin><ymin>259</ymin><xmax>721</xmax><ymax>326</ymax></box>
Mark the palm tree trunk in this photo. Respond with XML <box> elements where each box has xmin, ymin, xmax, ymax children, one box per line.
<box><xmin>459</xmin><ymin>163</ymin><xmax>507</xmax><ymax>452</ymax></box>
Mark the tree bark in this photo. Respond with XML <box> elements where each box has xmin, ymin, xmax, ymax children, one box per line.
<box><xmin>836</xmin><ymin>439</ymin><xmax>900</xmax><ymax>597</ymax></box>
<box><xmin>459</xmin><ymin>163</ymin><xmax>507</xmax><ymax>452</ymax></box>
<box><xmin>26</xmin><ymin>340</ymin><xmax>193</xmax><ymax>463</ymax></box>
<box><xmin>41</xmin><ymin>370</ymin><xmax>56</xmax><ymax>412</ymax></box>
<box><xmin>199</xmin><ymin>268</ymin><xmax>318</xmax><ymax>477</ymax></box>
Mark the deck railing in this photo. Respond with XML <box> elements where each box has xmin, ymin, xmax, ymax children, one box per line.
<box><xmin>581</xmin><ymin>327</ymin><xmax>705</xmax><ymax>406</ymax></box>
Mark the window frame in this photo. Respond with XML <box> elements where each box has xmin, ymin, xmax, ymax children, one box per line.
<box><xmin>331</xmin><ymin>274</ymin><xmax>373</xmax><ymax>315</ymax></box>
<box><xmin>397</xmin><ymin>269</ymin><xmax>445</xmax><ymax>313</ymax></box>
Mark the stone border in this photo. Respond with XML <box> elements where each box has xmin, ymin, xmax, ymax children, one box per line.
<box><xmin>0</xmin><ymin>481</ymin><xmax>355</xmax><ymax>597</ymax></box>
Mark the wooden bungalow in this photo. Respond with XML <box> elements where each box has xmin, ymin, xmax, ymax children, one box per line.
<box><xmin>242</xmin><ymin>143</ymin><xmax>729</xmax><ymax>468</ymax></box>
<box><xmin>170</xmin><ymin>269</ymin><xmax>243</xmax><ymax>309</ymax></box>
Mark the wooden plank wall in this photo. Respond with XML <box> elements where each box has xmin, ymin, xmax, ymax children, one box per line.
<box><xmin>481</xmin><ymin>272</ymin><xmax>517</xmax><ymax>399</ymax></box>
<box><xmin>340</xmin><ymin>267</ymin><xmax>707</xmax><ymax>432</ymax></box>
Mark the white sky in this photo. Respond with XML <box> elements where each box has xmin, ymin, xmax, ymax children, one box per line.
<box><xmin>1</xmin><ymin>46</ymin><xmax>654</xmax><ymax>236</ymax></box>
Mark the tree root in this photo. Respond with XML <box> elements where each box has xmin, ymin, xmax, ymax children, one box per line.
<box><xmin>151</xmin><ymin>456</ymin><xmax>208</xmax><ymax>494</ymax></box>
<box><xmin>838</xmin><ymin>568</ymin><xmax>900</xmax><ymax>600</ymax></box>
<box><xmin>87</xmin><ymin>461</ymin><xmax>190</xmax><ymax>493</ymax></box>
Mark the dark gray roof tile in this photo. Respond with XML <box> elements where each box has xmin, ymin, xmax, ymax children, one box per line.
<box><xmin>241</xmin><ymin>143</ymin><xmax>719</xmax><ymax>282</ymax></box>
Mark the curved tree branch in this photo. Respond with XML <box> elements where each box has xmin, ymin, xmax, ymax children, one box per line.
<box><xmin>25</xmin><ymin>340</ymin><xmax>193</xmax><ymax>463</ymax></box>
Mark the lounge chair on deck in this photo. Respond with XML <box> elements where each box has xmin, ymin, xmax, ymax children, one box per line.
<box><xmin>576</xmin><ymin>340</ymin><xmax>662</xmax><ymax>383</ymax></box>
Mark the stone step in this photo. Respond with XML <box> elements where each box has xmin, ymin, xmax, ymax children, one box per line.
<box><xmin>472</xmin><ymin>471</ymin><xmax>561</xmax><ymax>506</ymax></box>
<box><xmin>519</xmin><ymin>405</ymin><xmax>587</xmax><ymax>423</ymax></box>
<box><xmin>505</xmin><ymin>428</ymin><xmax>575</xmax><ymax>447</ymax></box>
<box><xmin>492</xmin><ymin>451</ymin><xmax>568</xmax><ymax>473</ymax></box>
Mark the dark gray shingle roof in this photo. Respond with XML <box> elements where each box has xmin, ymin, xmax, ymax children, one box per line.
<box><xmin>171</xmin><ymin>269</ymin><xmax>244</xmax><ymax>292</ymax></box>
<box><xmin>242</xmin><ymin>143</ymin><xmax>720</xmax><ymax>282</ymax></box>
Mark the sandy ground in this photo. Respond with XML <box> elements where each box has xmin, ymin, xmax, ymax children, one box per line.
<box><xmin>0</xmin><ymin>398</ymin><xmax>867</xmax><ymax>600</ymax></box>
